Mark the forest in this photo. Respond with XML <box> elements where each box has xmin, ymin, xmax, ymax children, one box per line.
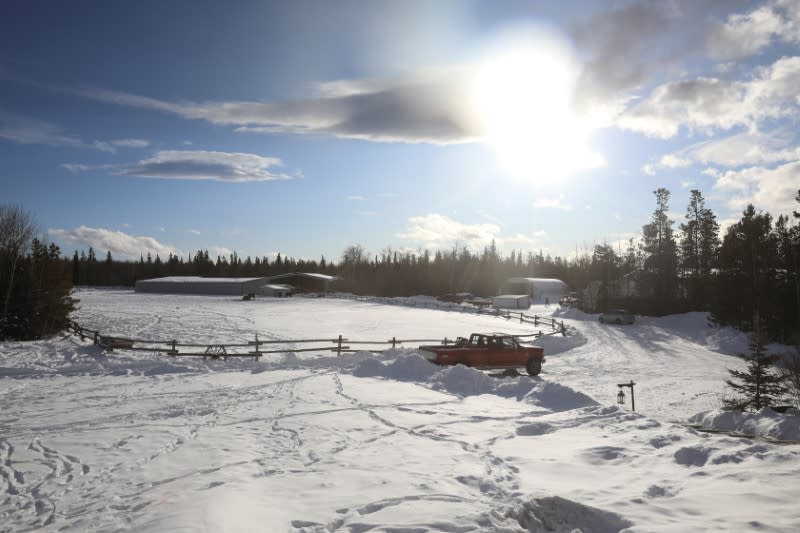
<box><xmin>2</xmin><ymin>189</ymin><xmax>799</xmax><ymax>343</ymax></box>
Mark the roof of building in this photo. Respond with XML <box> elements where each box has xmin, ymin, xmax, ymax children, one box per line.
<box><xmin>137</xmin><ymin>277</ymin><xmax>268</xmax><ymax>283</ymax></box>
<box><xmin>266</xmin><ymin>272</ymin><xmax>339</xmax><ymax>282</ymax></box>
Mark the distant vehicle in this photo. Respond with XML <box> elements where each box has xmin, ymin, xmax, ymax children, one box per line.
<box><xmin>599</xmin><ymin>309</ymin><xmax>635</xmax><ymax>325</ymax></box>
<box><xmin>419</xmin><ymin>333</ymin><xmax>545</xmax><ymax>376</ymax></box>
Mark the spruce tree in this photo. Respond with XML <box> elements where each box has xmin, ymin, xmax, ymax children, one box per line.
<box><xmin>641</xmin><ymin>188</ymin><xmax>679</xmax><ymax>314</ymax></box>
<box><xmin>724</xmin><ymin>319</ymin><xmax>787</xmax><ymax>411</ymax></box>
<box><xmin>680</xmin><ymin>190</ymin><xmax>719</xmax><ymax>309</ymax></box>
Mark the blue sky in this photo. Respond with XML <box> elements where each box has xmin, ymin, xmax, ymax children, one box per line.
<box><xmin>2</xmin><ymin>0</ymin><xmax>799</xmax><ymax>262</ymax></box>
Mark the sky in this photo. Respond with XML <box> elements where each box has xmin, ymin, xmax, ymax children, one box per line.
<box><xmin>1</xmin><ymin>0</ymin><xmax>799</xmax><ymax>263</ymax></box>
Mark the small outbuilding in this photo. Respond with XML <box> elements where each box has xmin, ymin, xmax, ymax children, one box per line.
<box><xmin>492</xmin><ymin>294</ymin><xmax>531</xmax><ymax>309</ymax></box>
<box><xmin>265</xmin><ymin>272</ymin><xmax>339</xmax><ymax>293</ymax></box>
<box><xmin>260</xmin><ymin>284</ymin><xmax>293</xmax><ymax>297</ymax></box>
<box><xmin>499</xmin><ymin>277</ymin><xmax>569</xmax><ymax>305</ymax></box>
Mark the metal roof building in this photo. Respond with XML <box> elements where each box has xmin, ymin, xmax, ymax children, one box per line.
<box><xmin>135</xmin><ymin>276</ymin><xmax>269</xmax><ymax>296</ymax></box>
<box><xmin>499</xmin><ymin>277</ymin><xmax>569</xmax><ymax>304</ymax></box>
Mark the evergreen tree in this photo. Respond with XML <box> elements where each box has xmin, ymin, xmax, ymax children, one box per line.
<box><xmin>724</xmin><ymin>319</ymin><xmax>786</xmax><ymax>411</ymax></box>
<box><xmin>641</xmin><ymin>188</ymin><xmax>679</xmax><ymax>314</ymax></box>
<box><xmin>714</xmin><ymin>205</ymin><xmax>777</xmax><ymax>333</ymax></box>
<box><xmin>679</xmin><ymin>189</ymin><xmax>720</xmax><ymax>309</ymax></box>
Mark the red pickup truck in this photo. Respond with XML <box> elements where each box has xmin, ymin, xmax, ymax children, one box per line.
<box><xmin>419</xmin><ymin>333</ymin><xmax>544</xmax><ymax>376</ymax></box>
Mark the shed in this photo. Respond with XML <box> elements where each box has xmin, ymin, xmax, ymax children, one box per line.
<box><xmin>499</xmin><ymin>277</ymin><xmax>569</xmax><ymax>304</ymax></box>
<box><xmin>265</xmin><ymin>272</ymin><xmax>340</xmax><ymax>293</ymax></box>
<box><xmin>134</xmin><ymin>276</ymin><xmax>269</xmax><ymax>296</ymax></box>
<box><xmin>492</xmin><ymin>294</ymin><xmax>531</xmax><ymax>309</ymax></box>
<box><xmin>260</xmin><ymin>284</ymin><xmax>293</xmax><ymax>297</ymax></box>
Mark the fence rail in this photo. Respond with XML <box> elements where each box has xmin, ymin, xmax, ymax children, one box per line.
<box><xmin>65</xmin><ymin>299</ymin><xmax>567</xmax><ymax>361</ymax></box>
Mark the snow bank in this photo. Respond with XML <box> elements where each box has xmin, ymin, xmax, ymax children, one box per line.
<box><xmin>350</xmin><ymin>353</ymin><xmax>598</xmax><ymax>411</ymax></box>
<box><xmin>689</xmin><ymin>408</ymin><xmax>800</xmax><ymax>442</ymax></box>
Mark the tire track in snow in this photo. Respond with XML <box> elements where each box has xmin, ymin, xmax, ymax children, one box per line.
<box><xmin>327</xmin><ymin>371</ymin><xmax>526</xmax><ymax>523</ymax></box>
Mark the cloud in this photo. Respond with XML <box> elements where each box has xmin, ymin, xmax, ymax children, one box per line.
<box><xmin>619</xmin><ymin>56</ymin><xmax>800</xmax><ymax>138</ymax></box>
<box><xmin>397</xmin><ymin>214</ymin><xmax>500</xmax><ymax>248</ymax></box>
<box><xmin>496</xmin><ymin>231</ymin><xmax>548</xmax><ymax>247</ymax></box>
<box><xmin>118</xmin><ymin>150</ymin><xmax>293</xmax><ymax>182</ymax></box>
<box><xmin>208</xmin><ymin>246</ymin><xmax>233</xmax><ymax>258</ymax></box>
<box><xmin>79</xmin><ymin>68</ymin><xmax>481</xmax><ymax>145</ymax></box>
<box><xmin>48</xmin><ymin>226</ymin><xmax>178</xmax><ymax>260</ymax></box>
<box><xmin>708</xmin><ymin>0</ymin><xmax>800</xmax><ymax>60</ymax></box>
<box><xmin>533</xmin><ymin>195</ymin><xmax>572</xmax><ymax>210</ymax></box>
<box><xmin>647</xmin><ymin>129</ymin><xmax>800</xmax><ymax>174</ymax></box>
<box><xmin>0</xmin><ymin>109</ymin><xmax>149</xmax><ymax>154</ymax></box>
<box><xmin>0</xmin><ymin>109</ymin><xmax>86</xmax><ymax>149</ymax></box>
<box><xmin>188</xmin><ymin>229</ymin><xmax>201</xmax><ymax>235</ymax></box>
<box><xmin>110</xmin><ymin>138</ymin><xmax>150</xmax><ymax>148</ymax></box>
<box><xmin>61</xmin><ymin>163</ymin><xmax>91</xmax><ymax>172</ymax></box>
<box><xmin>347</xmin><ymin>195</ymin><xmax>367</xmax><ymax>201</ymax></box>
<box><xmin>712</xmin><ymin>160</ymin><xmax>800</xmax><ymax>215</ymax></box>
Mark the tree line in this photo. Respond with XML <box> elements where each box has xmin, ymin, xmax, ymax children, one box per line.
<box><xmin>2</xmin><ymin>188</ymin><xmax>799</xmax><ymax>344</ymax></box>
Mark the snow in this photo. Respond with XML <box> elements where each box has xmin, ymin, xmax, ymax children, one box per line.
<box><xmin>1</xmin><ymin>288</ymin><xmax>799</xmax><ymax>532</ymax></box>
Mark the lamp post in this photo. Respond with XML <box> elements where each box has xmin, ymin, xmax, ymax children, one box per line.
<box><xmin>617</xmin><ymin>380</ymin><xmax>635</xmax><ymax>411</ymax></box>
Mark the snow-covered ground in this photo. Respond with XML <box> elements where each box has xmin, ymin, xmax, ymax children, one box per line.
<box><xmin>1</xmin><ymin>288</ymin><xmax>798</xmax><ymax>532</ymax></box>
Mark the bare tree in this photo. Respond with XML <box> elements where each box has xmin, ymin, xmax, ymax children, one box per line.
<box><xmin>0</xmin><ymin>205</ymin><xmax>36</xmax><ymax>326</ymax></box>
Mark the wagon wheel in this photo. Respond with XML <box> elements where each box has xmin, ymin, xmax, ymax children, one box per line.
<box><xmin>526</xmin><ymin>357</ymin><xmax>542</xmax><ymax>376</ymax></box>
<box><xmin>204</xmin><ymin>345</ymin><xmax>228</xmax><ymax>360</ymax></box>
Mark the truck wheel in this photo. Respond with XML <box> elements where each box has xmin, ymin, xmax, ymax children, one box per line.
<box><xmin>526</xmin><ymin>358</ymin><xmax>542</xmax><ymax>376</ymax></box>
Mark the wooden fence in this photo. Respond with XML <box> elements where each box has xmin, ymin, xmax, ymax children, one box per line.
<box><xmin>65</xmin><ymin>302</ymin><xmax>567</xmax><ymax>362</ymax></box>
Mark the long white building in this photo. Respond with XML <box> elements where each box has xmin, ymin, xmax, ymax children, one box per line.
<box><xmin>134</xmin><ymin>277</ymin><xmax>269</xmax><ymax>296</ymax></box>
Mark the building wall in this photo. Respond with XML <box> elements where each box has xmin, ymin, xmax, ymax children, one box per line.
<box><xmin>135</xmin><ymin>278</ymin><xmax>267</xmax><ymax>295</ymax></box>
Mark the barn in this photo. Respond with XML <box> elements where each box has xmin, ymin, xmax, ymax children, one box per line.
<box><xmin>499</xmin><ymin>277</ymin><xmax>569</xmax><ymax>305</ymax></box>
<box><xmin>135</xmin><ymin>276</ymin><xmax>269</xmax><ymax>296</ymax></box>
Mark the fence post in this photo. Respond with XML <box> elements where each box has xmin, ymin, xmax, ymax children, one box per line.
<box><xmin>534</xmin><ymin>315</ymin><xmax>538</xmax><ymax>326</ymax></box>
<box><xmin>337</xmin><ymin>334</ymin><xmax>343</xmax><ymax>356</ymax></box>
<box><xmin>171</xmin><ymin>340</ymin><xmax>177</xmax><ymax>356</ymax></box>
<box><xmin>561</xmin><ymin>321</ymin><xmax>566</xmax><ymax>336</ymax></box>
<box><xmin>93</xmin><ymin>331</ymin><xmax>98</xmax><ymax>345</ymax></box>
<box><xmin>391</xmin><ymin>336</ymin><xmax>397</xmax><ymax>349</ymax></box>
<box><xmin>520</xmin><ymin>314</ymin><xmax>523</xmax><ymax>324</ymax></box>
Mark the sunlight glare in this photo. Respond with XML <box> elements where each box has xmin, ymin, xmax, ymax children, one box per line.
<box><xmin>472</xmin><ymin>32</ymin><xmax>603</xmax><ymax>182</ymax></box>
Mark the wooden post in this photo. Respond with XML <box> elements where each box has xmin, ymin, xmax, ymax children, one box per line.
<box><xmin>561</xmin><ymin>321</ymin><xmax>566</xmax><ymax>336</ymax></box>
<box><xmin>93</xmin><ymin>331</ymin><xmax>98</xmax><ymax>345</ymax></box>
<box><xmin>171</xmin><ymin>340</ymin><xmax>177</xmax><ymax>356</ymax></box>
<box><xmin>391</xmin><ymin>337</ymin><xmax>397</xmax><ymax>348</ymax></box>
<box><xmin>336</xmin><ymin>334</ymin><xmax>343</xmax><ymax>356</ymax></box>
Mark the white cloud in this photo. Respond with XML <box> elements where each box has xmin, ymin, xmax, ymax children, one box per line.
<box><xmin>118</xmin><ymin>150</ymin><xmax>293</xmax><ymax>182</ymax></box>
<box><xmin>208</xmin><ymin>246</ymin><xmax>233</xmax><ymax>258</ymax></box>
<box><xmin>647</xmin><ymin>129</ymin><xmax>800</xmax><ymax>175</ymax></box>
<box><xmin>347</xmin><ymin>195</ymin><xmax>367</xmax><ymax>201</ymax></box>
<box><xmin>396</xmin><ymin>214</ymin><xmax>500</xmax><ymax>248</ymax></box>
<box><xmin>712</xmin><ymin>160</ymin><xmax>800</xmax><ymax>215</ymax></box>
<box><xmin>680</xmin><ymin>180</ymin><xmax>696</xmax><ymax>189</ymax></box>
<box><xmin>110</xmin><ymin>138</ymin><xmax>150</xmax><ymax>148</ymax></box>
<box><xmin>0</xmin><ymin>109</ymin><xmax>91</xmax><ymax>150</ymax></box>
<box><xmin>188</xmin><ymin>229</ymin><xmax>201</xmax><ymax>235</ymax></box>
<box><xmin>619</xmin><ymin>56</ymin><xmax>800</xmax><ymax>139</ymax></box>
<box><xmin>60</xmin><ymin>163</ymin><xmax>91</xmax><ymax>173</ymax></box>
<box><xmin>79</xmin><ymin>68</ymin><xmax>482</xmax><ymax>145</ymax></box>
<box><xmin>48</xmin><ymin>226</ymin><xmax>178</xmax><ymax>260</ymax></box>
<box><xmin>496</xmin><ymin>231</ymin><xmax>548</xmax><ymax>247</ymax></box>
<box><xmin>533</xmin><ymin>195</ymin><xmax>572</xmax><ymax>210</ymax></box>
<box><xmin>708</xmin><ymin>1</ymin><xmax>799</xmax><ymax>60</ymax></box>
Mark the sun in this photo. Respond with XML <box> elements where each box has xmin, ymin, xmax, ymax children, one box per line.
<box><xmin>472</xmin><ymin>35</ymin><xmax>602</xmax><ymax>181</ymax></box>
